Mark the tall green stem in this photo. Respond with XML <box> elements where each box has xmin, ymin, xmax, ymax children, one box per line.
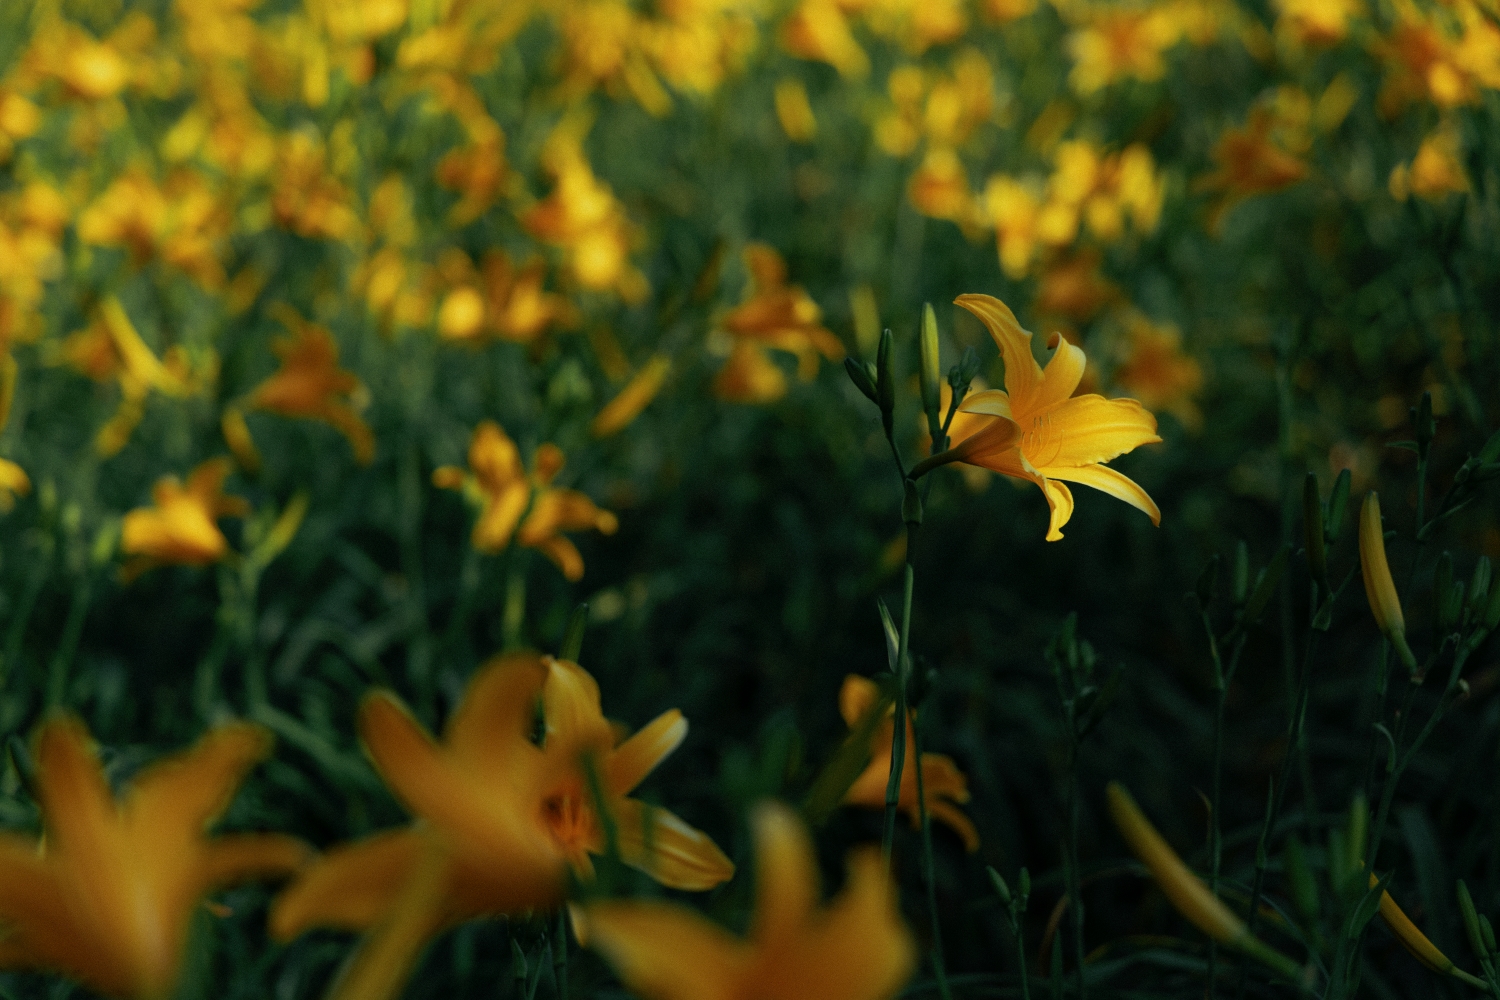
<box><xmin>881</xmin><ymin>559</ymin><xmax>914</xmax><ymax>864</ymax></box>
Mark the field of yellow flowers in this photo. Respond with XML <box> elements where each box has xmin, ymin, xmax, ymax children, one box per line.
<box><xmin>2</xmin><ymin>0</ymin><xmax>1500</xmax><ymax>998</ymax></box>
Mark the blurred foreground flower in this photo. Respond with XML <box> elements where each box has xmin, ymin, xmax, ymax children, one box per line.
<box><xmin>120</xmin><ymin>457</ymin><xmax>249</xmax><ymax>579</ymax></box>
<box><xmin>1106</xmin><ymin>782</ymin><xmax>1304</xmax><ymax>981</ymax></box>
<box><xmin>230</xmin><ymin>308</ymin><xmax>374</xmax><ymax>466</ymax></box>
<box><xmin>434</xmin><ymin>420</ymin><xmax>618</xmax><ymax>580</ymax></box>
<box><xmin>838</xmin><ymin>674</ymin><xmax>978</xmax><ymax>851</ymax></box>
<box><xmin>714</xmin><ymin>243</ymin><xmax>844</xmax><ymax>404</ymax></box>
<box><xmin>582</xmin><ymin>800</ymin><xmax>914</xmax><ymax>1000</ymax></box>
<box><xmin>916</xmin><ymin>294</ymin><xmax>1160</xmax><ymax>541</ymax></box>
<box><xmin>272</xmin><ymin>652</ymin><xmax>731</xmax><ymax>1000</ymax></box>
<box><xmin>0</xmin><ymin>717</ymin><xmax>308</xmax><ymax>1000</ymax></box>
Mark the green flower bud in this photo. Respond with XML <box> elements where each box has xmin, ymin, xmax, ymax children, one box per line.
<box><xmin>920</xmin><ymin>303</ymin><xmax>942</xmax><ymax>434</ymax></box>
<box><xmin>1468</xmin><ymin>557</ymin><xmax>1491</xmax><ymax>620</ymax></box>
<box><xmin>1458</xmin><ymin>880</ymin><xmax>1486</xmax><ymax>960</ymax></box>
<box><xmin>1326</xmin><ymin>467</ymin><xmax>1352</xmax><ymax>540</ymax></box>
<box><xmin>1233</xmin><ymin>541</ymin><xmax>1250</xmax><ymax>606</ymax></box>
<box><xmin>902</xmin><ymin>478</ymin><xmax>923</xmax><ymax>526</ymax></box>
<box><xmin>987</xmin><ymin>866</ymin><xmax>1012</xmax><ymax>905</ymax></box>
<box><xmin>844</xmin><ymin>357</ymin><xmax>879</xmax><ymax>404</ymax></box>
<box><xmin>876</xmin><ymin>327</ymin><xmax>896</xmax><ymax>437</ymax></box>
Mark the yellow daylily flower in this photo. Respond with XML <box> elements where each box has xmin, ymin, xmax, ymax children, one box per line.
<box><xmin>433</xmin><ymin>421</ymin><xmax>619</xmax><ymax>580</ymax></box>
<box><xmin>774</xmin><ymin>78</ymin><xmax>818</xmax><ymax>141</ymax></box>
<box><xmin>837</xmin><ymin>675</ymin><xmax>979</xmax><ymax>851</ymax></box>
<box><xmin>1370</xmin><ymin>874</ymin><xmax>1488</xmax><ymax>987</ymax></box>
<box><xmin>436</xmin><ymin>250</ymin><xmax>576</xmax><ymax>345</ymax></box>
<box><xmin>271</xmin><ymin>653</ymin><xmax>733</xmax><ymax>1000</ymax></box>
<box><xmin>0</xmin><ymin>717</ymin><xmax>308</xmax><ymax>1000</ymax></box>
<box><xmin>1195</xmin><ymin>109</ymin><xmax>1309</xmax><ymax>230</ymax></box>
<box><xmin>120</xmin><ymin>457</ymin><xmax>250</xmax><ymax>579</ymax></box>
<box><xmin>523</xmin><ymin>138</ymin><xmax>648</xmax><ymax>301</ymax></box>
<box><xmin>582</xmin><ymin>800</ymin><xmax>915</xmax><ymax>1000</ymax></box>
<box><xmin>714</xmin><ymin>243</ymin><xmax>845</xmax><ymax>403</ymax></box>
<box><xmin>780</xmin><ymin>0</ymin><xmax>870</xmax><ymax>78</ymax></box>
<box><xmin>243</xmin><ymin>309</ymin><xmax>374</xmax><ymax>465</ymax></box>
<box><xmin>77</xmin><ymin>169</ymin><xmax>230</xmax><ymax>290</ymax></box>
<box><xmin>1389</xmin><ymin>122</ymin><xmax>1469</xmax><ymax>201</ymax></box>
<box><xmin>923</xmin><ymin>294</ymin><xmax>1161</xmax><ymax>541</ymax></box>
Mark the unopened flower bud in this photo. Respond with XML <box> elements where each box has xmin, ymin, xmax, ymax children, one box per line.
<box><xmin>844</xmin><ymin>357</ymin><xmax>879</xmax><ymax>404</ymax></box>
<box><xmin>919</xmin><ymin>303</ymin><xmax>942</xmax><ymax>435</ymax></box>
<box><xmin>1360</xmin><ymin>493</ymin><xmax>1417</xmax><ymax>672</ymax></box>
<box><xmin>1457</xmin><ymin>880</ymin><xmax>1485</xmax><ymax>960</ymax></box>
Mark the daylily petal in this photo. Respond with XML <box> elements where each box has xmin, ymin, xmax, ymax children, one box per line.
<box><xmin>838</xmin><ymin>675</ymin><xmax>880</xmax><ymax>728</ymax></box>
<box><xmin>1036</xmin><ymin>332</ymin><xmax>1087</xmax><ymax>407</ymax></box>
<box><xmin>270</xmin><ymin>829</ymin><xmax>427</xmax><ymax>939</ymax></box>
<box><xmin>606</xmin><ymin>710</ymin><xmax>687</xmax><ymax>796</ymax></box>
<box><xmin>325</xmin><ymin>841</ymin><xmax>451</xmax><ymax>1000</ymax></box>
<box><xmin>534</xmin><ymin>534</ymin><xmax>586</xmax><ymax>581</ymax></box>
<box><xmin>33</xmin><ymin>718</ymin><xmax>116</xmax><ymax>875</ymax></box>
<box><xmin>749</xmin><ymin>801</ymin><xmax>819</xmax><ymax>947</ymax></box>
<box><xmin>129</xmin><ymin>723</ymin><xmax>273</xmax><ymax>846</ymax></box>
<box><xmin>542</xmin><ymin>658</ymin><xmax>614</xmax><ymax>756</ymax></box>
<box><xmin>582</xmin><ymin>900</ymin><xmax>747</xmax><ymax>1000</ymax></box>
<box><xmin>1025</xmin><ymin>394</ymin><xmax>1160</xmax><ymax>469</ymax></box>
<box><xmin>926</xmin><ymin>800</ymin><xmax>981</xmax><ymax>853</ymax></box>
<box><xmin>472</xmin><ymin>483</ymin><xmax>528</xmax><ymax>553</ymax></box>
<box><xmin>444</xmin><ymin>653</ymin><xmax>549</xmax><ymax>769</ymax></box>
<box><xmin>769</xmin><ymin>847</ymin><xmax>915</xmax><ymax>1000</ymax></box>
<box><xmin>468</xmin><ymin>421</ymin><xmax>523</xmax><ymax>495</ymax></box>
<box><xmin>1044</xmin><ymin>463</ymin><xmax>1161</xmax><ymax>527</ymax></box>
<box><xmin>0</xmin><ymin>836</ymin><xmax>105</xmax><ymax>983</ymax></box>
<box><xmin>614</xmin><ymin>798</ymin><xmax>735</xmax><ymax>891</ymax></box>
<box><xmin>956</xmin><ymin>388</ymin><xmax>1014</xmax><ymax>419</ymax></box>
<box><xmin>945</xmin><ymin>413</ymin><xmax>1023</xmax><ymax>469</ymax></box>
<box><xmin>1041</xmin><ymin>478</ymin><xmax>1075</xmax><ymax>541</ymax></box>
<box><xmin>195</xmin><ymin>834</ymin><xmax>309</xmax><ymax>893</ymax></box>
<box><xmin>954</xmin><ymin>294</ymin><xmax>1043</xmax><ymax>410</ymax></box>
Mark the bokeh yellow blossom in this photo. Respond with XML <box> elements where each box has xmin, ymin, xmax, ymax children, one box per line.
<box><xmin>434</xmin><ymin>421</ymin><xmax>618</xmax><ymax>580</ymax></box>
<box><xmin>715</xmin><ymin>243</ymin><xmax>844</xmax><ymax>403</ymax></box>
<box><xmin>120</xmin><ymin>457</ymin><xmax>248</xmax><ymax>578</ymax></box>
<box><xmin>1389</xmin><ymin>121</ymin><xmax>1469</xmax><ymax>200</ymax></box>
<box><xmin>243</xmin><ymin>309</ymin><xmax>373</xmax><ymax>464</ymax></box>
<box><xmin>1111</xmin><ymin>310</ymin><xmax>1205</xmax><ymax>430</ymax></box>
<box><xmin>839</xmin><ymin>675</ymin><xmax>979</xmax><ymax>851</ymax></box>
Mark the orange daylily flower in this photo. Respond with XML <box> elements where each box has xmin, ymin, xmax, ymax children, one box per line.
<box><xmin>592</xmin><ymin>354</ymin><xmax>673</xmax><ymax>437</ymax></box>
<box><xmin>436</xmin><ymin>251</ymin><xmax>576</xmax><ymax>344</ymax></box>
<box><xmin>120</xmin><ymin>457</ymin><xmax>249</xmax><ymax>578</ymax></box>
<box><xmin>433</xmin><ymin>420</ymin><xmax>618</xmax><ymax>580</ymax></box>
<box><xmin>241</xmin><ymin>309</ymin><xmax>374</xmax><ymax>465</ymax></box>
<box><xmin>271</xmin><ymin>653</ymin><xmax>732</xmax><ymax>1000</ymax></box>
<box><xmin>715</xmin><ymin>243</ymin><xmax>844</xmax><ymax>403</ymax></box>
<box><xmin>60</xmin><ymin>298</ymin><xmax>211</xmax><ymax>457</ymax></box>
<box><xmin>0</xmin><ymin>717</ymin><xmax>308</xmax><ymax>1000</ymax></box>
<box><xmin>1111</xmin><ymin>309</ymin><xmax>1204</xmax><ymax>431</ymax></box>
<box><xmin>523</xmin><ymin>138</ymin><xmax>648</xmax><ymax>301</ymax></box>
<box><xmin>923</xmin><ymin>294</ymin><xmax>1161</xmax><ymax>541</ymax></box>
<box><xmin>838</xmin><ymin>675</ymin><xmax>979</xmax><ymax>851</ymax></box>
<box><xmin>582</xmin><ymin>800</ymin><xmax>915</xmax><ymax>1000</ymax></box>
<box><xmin>1195</xmin><ymin>109</ymin><xmax>1309</xmax><ymax>229</ymax></box>
<box><xmin>76</xmin><ymin>169</ymin><xmax>230</xmax><ymax>290</ymax></box>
